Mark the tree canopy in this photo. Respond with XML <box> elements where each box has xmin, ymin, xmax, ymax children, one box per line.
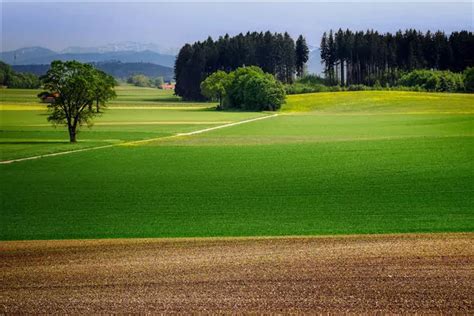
<box><xmin>41</xmin><ymin>60</ymin><xmax>116</xmax><ymax>142</ymax></box>
<box><xmin>463</xmin><ymin>67</ymin><xmax>474</xmax><ymax>92</ymax></box>
<box><xmin>175</xmin><ymin>32</ymin><xmax>308</xmax><ymax>101</ymax></box>
<box><xmin>200</xmin><ymin>70</ymin><xmax>231</xmax><ymax>109</ymax></box>
<box><xmin>92</xmin><ymin>70</ymin><xmax>117</xmax><ymax>112</ymax></box>
<box><xmin>202</xmin><ymin>66</ymin><xmax>285</xmax><ymax>111</ymax></box>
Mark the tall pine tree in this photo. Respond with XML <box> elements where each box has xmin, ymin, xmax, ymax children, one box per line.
<box><xmin>295</xmin><ymin>35</ymin><xmax>309</xmax><ymax>78</ymax></box>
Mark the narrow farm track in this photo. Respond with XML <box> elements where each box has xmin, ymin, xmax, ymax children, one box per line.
<box><xmin>1</xmin><ymin>233</ymin><xmax>472</xmax><ymax>313</ymax></box>
<box><xmin>0</xmin><ymin>113</ymin><xmax>278</xmax><ymax>164</ymax></box>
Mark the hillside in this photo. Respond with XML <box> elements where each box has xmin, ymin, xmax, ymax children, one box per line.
<box><xmin>12</xmin><ymin>61</ymin><xmax>174</xmax><ymax>81</ymax></box>
<box><xmin>0</xmin><ymin>47</ymin><xmax>57</xmax><ymax>64</ymax></box>
<box><xmin>1</xmin><ymin>47</ymin><xmax>176</xmax><ymax>67</ymax></box>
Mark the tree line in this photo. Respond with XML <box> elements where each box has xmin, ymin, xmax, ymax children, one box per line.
<box><xmin>175</xmin><ymin>32</ymin><xmax>309</xmax><ymax>100</ymax></box>
<box><xmin>320</xmin><ymin>29</ymin><xmax>474</xmax><ymax>86</ymax></box>
<box><xmin>0</xmin><ymin>61</ymin><xmax>41</xmax><ymax>88</ymax></box>
<box><xmin>127</xmin><ymin>74</ymin><xmax>165</xmax><ymax>88</ymax></box>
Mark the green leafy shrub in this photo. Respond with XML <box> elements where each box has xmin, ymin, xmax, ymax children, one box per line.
<box><xmin>241</xmin><ymin>72</ymin><xmax>286</xmax><ymax>111</ymax></box>
<box><xmin>285</xmin><ymin>83</ymin><xmax>328</xmax><ymax>94</ymax></box>
<box><xmin>398</xmin><ymin>70</ymin><xmax>464</xmax><ymax>92</ymax></box>
<box><xmin>347</xmin><ymin>84</ymin><xmax>371</xmax><ymax>91</ymax></box>
<box><xmin>464</xmin><ymin>67</ymin><xmax>474</xmax><ymax>92</ymax></box>
<box><xmin>202</xmin><ymin>66</ymin><xmax>285</xmax><ymax>111</ymax></box>
<box><xmin>328</xmin><ymin>85</ymin><xmax>343</xmax><ymax>92</ymax></box>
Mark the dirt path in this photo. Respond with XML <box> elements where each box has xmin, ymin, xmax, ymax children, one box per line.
<box><xmin>1</xmin><ymin>233</ymin><xmax>472</xmax><ymax>313</ymax></box>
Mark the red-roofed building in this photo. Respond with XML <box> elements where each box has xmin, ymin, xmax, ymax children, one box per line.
<box><xmin>160</xmin><ymin>83</ymin><xmax>175</xmax><ymax>90</ymax></box>
<box><xmin>38</xmin><ymin>92</ymin><xmax>59</xmax><ymax>104</ymax></box>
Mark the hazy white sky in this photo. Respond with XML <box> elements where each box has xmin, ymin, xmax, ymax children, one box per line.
<box><xmin>1</xmin><ymin>1</ymin><xmax>473</xmax><ymax>52</ymax></box>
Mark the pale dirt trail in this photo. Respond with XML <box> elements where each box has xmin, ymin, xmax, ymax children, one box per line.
<box><xmin>1</xmin><ymin>233</ymin><xmax>472</xmax><ymax>313</ymax></box>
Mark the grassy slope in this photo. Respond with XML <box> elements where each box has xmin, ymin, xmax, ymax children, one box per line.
<box><xmin>1</xmin><ymin>89</ymin><xmax>473</xmax><ymax>240</ymax></box>
<box><xmin>284</xmin><ymin>91</ymin><xmax>474</xmax><ymax>113</ymax></box>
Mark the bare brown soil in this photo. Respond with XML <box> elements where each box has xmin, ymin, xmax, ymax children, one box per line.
<box><xmin>1</xmin><ymin>233</ymin><xmax>473</xmax><ymax>313</ymax></box>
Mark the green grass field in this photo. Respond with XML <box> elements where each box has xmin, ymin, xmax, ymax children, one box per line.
<box><xmin>1</xmin><ymin>87</ymin><xmax>473</xmax><ymax>240</ymax></box>
<box><xmin>0</xmin><ymin>86</ymin><xmax>263</xmax><ymax>160</ymax></box>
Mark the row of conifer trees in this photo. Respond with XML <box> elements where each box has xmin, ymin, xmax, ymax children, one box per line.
<box><xmin>320</xmin><ymin>29</ymin><xmax>474</xmax><ymax>86</ymax></box>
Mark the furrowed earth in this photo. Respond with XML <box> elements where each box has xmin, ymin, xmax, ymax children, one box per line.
<box><xmin>0</xmin><ymin>86</ymin><xmax>473</xmax><ymax>312</ymax></box>
<box><xmin>1</xmin><ymin>234</ymin><xmax>473</xmax><ymax>313</ymax></box>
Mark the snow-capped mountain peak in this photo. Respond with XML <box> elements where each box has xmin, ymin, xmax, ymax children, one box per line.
<box><xmin>61</xmin><ymin>42</ymin><xmax>178</xmax><ymax>55</ymax></box>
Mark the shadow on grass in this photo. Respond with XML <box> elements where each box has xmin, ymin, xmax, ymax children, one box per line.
<box><xmin>0</xmin><ymin>141</ymin><xmax>71</xmax><ymax>145</ymax></box>
<box><xmin>190</xmin><ymin>106</ymin><xmax>277</xmax><ymax>113</ymax></box>
<box><xmin>188</xmin><ymin>106</ymin><xmax>219</xmax><ymax>112</ymax></box>
<box><xmin>146</xmin><ymin>97</ymin><xmax>183</xmax><ymax>102</ymax></box>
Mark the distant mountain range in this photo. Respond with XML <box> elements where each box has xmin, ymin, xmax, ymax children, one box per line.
<box><xmin>0</xmin><ymin>46</ymin><xmax>176</xmax><ymax>67</ymax></box>
<box><xmin>60</xmin><ymin>41</ymin><xmax>179</xmax><ymax>55</ymax></box>
<box><xmin>2</xmin><ymin>43</ymin><xmax>323</xmax><ymax>78</ymax></box>
<box><xmin>12</xmin><ymin>61</ymin><xmax>174</xmax><ymax>81</ymax></box>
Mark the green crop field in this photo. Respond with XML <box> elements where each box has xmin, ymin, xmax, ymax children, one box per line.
<box><xmin>1</xmin><ymin>87</ymin><xmax>473</xmax><ymax>240</ymax></box>
<box><xmin>0</xmin><ymin>86</ymin><xmax>263</xmax><ymax>160</ymax></box>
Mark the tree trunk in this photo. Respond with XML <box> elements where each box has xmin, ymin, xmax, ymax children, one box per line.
<box><xmin>68</xmin><ymin>125</ymin><xmax>77</xmax><ymax>143</ymax></box>
<box><xmin>340</xmin><ymin>60</ymin><xmax>345</xmax><ymax>86</ymax></box>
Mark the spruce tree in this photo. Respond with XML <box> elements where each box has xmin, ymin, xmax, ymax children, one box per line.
<box><xmin>295</xmin><ymin>35</ymin><xmax>309</xmax><ymax>78</ymax></box>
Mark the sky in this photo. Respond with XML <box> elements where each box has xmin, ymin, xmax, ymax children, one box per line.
<box><xmin>1</xmin><ymin>1</ymin><xmax>473</xmax><ymax>53</ymax></box>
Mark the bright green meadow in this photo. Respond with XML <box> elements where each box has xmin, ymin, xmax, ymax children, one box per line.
<box><xmin>1</xmin><ymin>86</ymin><xmax>473</xmax><ymax>240</ymax></box>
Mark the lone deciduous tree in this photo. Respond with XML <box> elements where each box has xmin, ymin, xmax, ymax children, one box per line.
<box><xmin>93</xmin><ymin>70</ymin><xmax>116</xmax><ymax>113</ymax></box>
<box><xmin>41</xmin><ymin>60</ymin><xmax>116</xmax><ymax>143</ymax></box>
